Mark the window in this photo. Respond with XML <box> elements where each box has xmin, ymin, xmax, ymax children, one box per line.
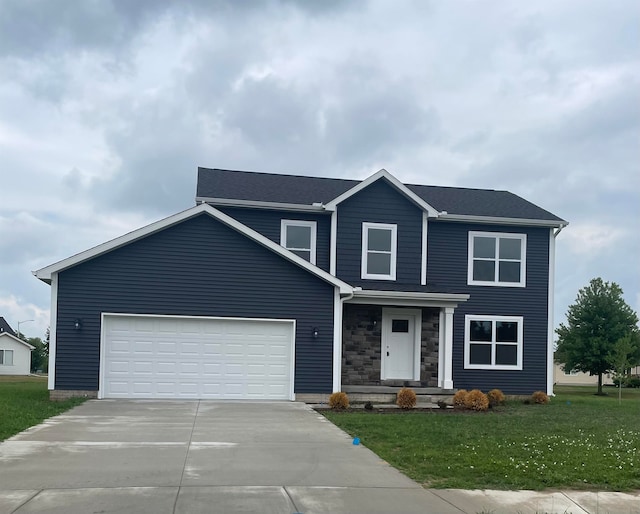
<box><xmin>391</xmin><ymin>319</ymin><xmax>409</xmax><ymax>333</ymax></box>
<box><xmin>468</xmin><ymin>232</ymin><xmax>526</xmax><ymax>287</ymax></box>
<box><xmin>464</xmin><ymin>315</ymin><xmax>523</xmax><ymax>370</ymax></box>
<box><xmin>281</xmin><ymin>220</ymin><xmax>317</xmax><ymax>264</ymax></box>
<box><xmin>361</xmin><ymin>222</ymin><xmax>397</xmax><ymax>280</ymax></box>
<box><xmin>0</xmin><ymin>349</ymin><xmax>13</xmax><ymax>366</ymax></box>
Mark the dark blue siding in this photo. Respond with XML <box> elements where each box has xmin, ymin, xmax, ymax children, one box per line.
<box><xmin>55</xmin><ymin>213</ymin><xmax>335</xmax><ymax>393</ymax></box>
<box><xmin>428</xmin><ymin>221</ymin><xmax>551</xmax><ymax>394</ymax></box>
<box><xmin>336</xmin><ymin>179</ymin><xmax>423</xmax><ymax>288</ymax></box>
<box><xmin>217</xmin><ymin>206</ymin><xmax>331</xmax><ymax>272</ymax></box>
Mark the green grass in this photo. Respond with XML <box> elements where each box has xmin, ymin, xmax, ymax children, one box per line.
<box><xmin>0</xmin><ymin>376</ymin><xmax>86</xmax><ymax>441</ymax></box>
<box><xmin>323</xmin><ymin>386</ymin><xmax>640</xmax><ymax>491</ymax></box>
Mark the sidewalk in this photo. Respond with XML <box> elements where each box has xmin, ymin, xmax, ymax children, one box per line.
<box><xmin>431</xmin><ymin>489</ymin><xmax>640</xmax><ymax>514</ymax></box>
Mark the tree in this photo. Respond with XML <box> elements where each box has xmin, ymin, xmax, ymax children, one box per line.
<box><xmin>609</xmin><ymin>335</ymin><xmax>635</xmax><ymax>405</ymax></box>
<box><xmin>17</xmin><ymin>328</ymin><xmax>50</xmax><ymax>373</ymax></box>
<box><xmin>556</xmin><ymin>278</ymin><xmax>640</xmax><ymax>395</ymax></box>
<box><xmin>28</xmin><ymin>337</ymin><xmax>49</xmax><ymax>373</ymax></box>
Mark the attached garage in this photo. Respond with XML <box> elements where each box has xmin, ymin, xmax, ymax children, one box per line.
<box><xmin>101</xmin><ymin>314</ymin><xmax>295</xmax><ymax>400</ymax></box>
<box><xmin>34</xmin><ymin>205</ymin><xmax>352</xmax><ymax>400</ymax></box>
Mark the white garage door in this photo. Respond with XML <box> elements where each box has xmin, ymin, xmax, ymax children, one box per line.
<box><xmin>101</xmin><ymin>314</ymin><xmax>295</xmax><ymax>400</ymax></box>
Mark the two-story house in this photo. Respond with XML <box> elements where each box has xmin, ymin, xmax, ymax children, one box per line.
<box><xmin>34</xmin><ymin>168</ymin><xmax>566</xmax><ymax>401</ymax></box>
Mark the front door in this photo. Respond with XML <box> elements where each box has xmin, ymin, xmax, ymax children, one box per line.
<box><xmin>381</xmin><ymin>309</ymin><xmax>421</xmax><ymax>380</ymax></box>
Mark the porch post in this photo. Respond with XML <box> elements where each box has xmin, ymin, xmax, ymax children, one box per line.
<box><xmin>443</xmin><ymin>307</ymin><xmax>454</xmax><ymax>389</ymax></box>
<box><xmin>438</xmin><ymin>309</ymin><xmax>444</xmax><ymax>388</ymax></box>
<box><xmin>332</xmin><ymin>288</ymin><xmax>343</xmax><ymax>392</ymax></box>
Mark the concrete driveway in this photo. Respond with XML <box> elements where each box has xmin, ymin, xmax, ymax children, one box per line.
<box><xmin>0</xmin><ymin>400</ymin><xmax>462</xmax><ymax>513</ymax></box>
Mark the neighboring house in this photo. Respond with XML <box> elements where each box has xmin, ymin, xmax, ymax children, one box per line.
<box><xmin>554</xmin><ymin>363</ymin><xmax>639</xmax><ymax>386</ymax></box>
<box><xmin>553</xmin><ymin>363</ymin><xmax>613</xmax><ymax>386</ymax></box>
<box><xmin>34</xmin><ymin>168</ymin><xmax>567</xmax><ymax>401</ymax></box>
<box><xmin>0</xmin><ymin>317</ymin><xmax>35</xmax><ymax>376</ymax></box>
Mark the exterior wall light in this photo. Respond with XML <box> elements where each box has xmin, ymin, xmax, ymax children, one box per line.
<box><xmin>74</xmin><ymin>319</ymin><xmax>82</xmax><ymax>331</ymax></box>
<box><xmin>312</xmin><ymin>327</ymin><xmax>319</xmax><ymax>339</ymax></box>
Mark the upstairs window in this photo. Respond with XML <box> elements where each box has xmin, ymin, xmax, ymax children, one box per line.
<box><xmin>361</xmin><ymin>222</ymin><xmax>397</xmax><ymax>280</ymax></box>
<box><xmin>281</xmin><ymin>220</ymin><xmax>317</xmax><ymax>265</ymax></box>
<box><xmin>468</xmin><ymin>231</ymin><xmax>526</xmax><ymax>287</ymax></box>
<box><xmin>464</xmin><ymin>315</ymin><xmax>523</xmax><ymax>370</ymax></box>
<box><xmin>0</xmin><ymin>349</ymin><xmax>13</xmax><ymax>366</ymax></box>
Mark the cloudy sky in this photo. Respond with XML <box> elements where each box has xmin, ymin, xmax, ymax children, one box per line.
<box><xmin>1</xmin><ymin>0</ymin><xmax>638</xmax><ymax>339</ymax></box>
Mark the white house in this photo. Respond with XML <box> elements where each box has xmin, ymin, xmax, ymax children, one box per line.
<box><xmin>0</xmin><ymin>328</ymin><xmax>35</xmax><ymax>376</ymax></box>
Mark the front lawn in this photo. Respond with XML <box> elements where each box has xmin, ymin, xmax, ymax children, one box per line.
<box><xmin>0</xmin><ymin>376</ymin><xmax>86</xmax><ymax>441</ymax></box>
<box><xmin>323</xmin><ymin>386</ymin><xmax>640</xmax><ymax>491</ymax></box>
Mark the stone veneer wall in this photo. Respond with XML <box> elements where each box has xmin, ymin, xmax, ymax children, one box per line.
<box><xmin>342</xmin><ymin>305</ymin><xmax>383</xmax><ymax>385</ymax></box>
<box><xmin>419</xmin><ymin>308</ymin><xmax>440</xmax><ymax>387</ymax></box>
<box><xmin>342</xmin><ymin>305</ymin><xmax>440</xmax><ymax>386</ymax></box>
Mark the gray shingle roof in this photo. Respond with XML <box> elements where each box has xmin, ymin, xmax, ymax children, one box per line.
<box><xmin>196</xmin><ymin>168</ymin><xmax>565</xmax><ymax>223</ymax></box>
<box><xmin>0</xmin><ymin>317</ymin><xmax>16</xmax><ymax>336</ymax></box>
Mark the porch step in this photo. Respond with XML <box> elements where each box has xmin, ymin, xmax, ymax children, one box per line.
<box><xmin>342</xmin><ymin>385</ymin><xmax>456</xmax><ymax>404</ymax></box>
<box><xmin>343</xmin><ymin>385</ymin><xmax>455</xmax><ymax>394</ymax></box>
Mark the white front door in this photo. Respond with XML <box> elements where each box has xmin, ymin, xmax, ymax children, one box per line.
<box><xmin>381</xmin><ymin>308</ymin><xmax>421</xmax><ymax>380</ymax></box>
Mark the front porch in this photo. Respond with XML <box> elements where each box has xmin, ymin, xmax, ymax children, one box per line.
<box><xmin>338</xmin><ymin>290</ymin><xmax>468</xmax><ymax>402</ymax></box>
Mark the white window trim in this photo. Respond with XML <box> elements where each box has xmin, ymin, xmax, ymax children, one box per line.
<box><xmin>0</xmin><ymin>349</ymin><xmax>14</xmax><ymax>366</ymax></box>
<box><xmin>464</xmin><ymin>314</ymin><xmax>523</xmax><ymax>370</ymax></box>
<box><xmin>361</xmin><ymin>222</ymin><xmax>397</xmax><ymax>281</ymax></box>
<box><xmin>467</xmin><ymin>231</ymin><xmax>527</xmax><ymax>287</ymax></box>
<box><xmin>280</xmin><ymin>219</ymin><xmax>317</xmax><ymax>265</ymax></box>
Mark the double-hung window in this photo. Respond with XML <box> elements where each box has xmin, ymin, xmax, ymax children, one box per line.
<box><xmin>280</xmin><ymin>220</ymin><xmax>317</xmax><ymax>265</ymax></box>
<box><xmin>361</xmin><ymin>222</ymin><xmax>397</xmax><ymax>280</ymax></box>
<box><xmin>0</xmin><ymin>349</ymin><xmax>13</xmax><ymax>366</ymax></box>
<box><xmin>468</xmin><ymin>231</ymin><xmax>526</xmax><ymax>287</ymax></box>
<box><xmin>464</xmin><ymin>315</ymin><xmax>523</xmax><ymax>370</ymax></box>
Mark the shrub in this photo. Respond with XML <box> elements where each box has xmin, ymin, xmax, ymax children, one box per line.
<box><xmin>364</xmin><ymin>401</ymin><xmax>373</xmax><ymax>410</ymax></box>
<box><xmin>531</xmin><ymin>391</ymin><xmax>549</xmax><ymax>404</ymax></box>
<box><xmin>464</xmin><ymin>389</ymin><xmax>489</xmax><ymax>411</ymax></box>
<box><xmin>487</xmin><ymin>389</ymin><xmax>505</xmax><ymax>407</ymax></box>
<box><xmin>396</xmin><ymin>387</ymin><xmax>417</xmax><ymax>409</ymax></box>
<box><xmin>328</xmin><ymin>392</ymin><xmax>349</xmax><ymax>410</ymax></box>
<box><xmin>614</xmin><ymin>375</ymin><xmax>640</xmax><ymax>388</ymax></box>
<box><xmin>452</xmin><ymin>389</ymin><xmax>468</xmax><ymax>408</ymax></box>
<box><xmin>437</xmin><ymin>400</ymin><xmax>448</xmax><ymax>409</ymax></box>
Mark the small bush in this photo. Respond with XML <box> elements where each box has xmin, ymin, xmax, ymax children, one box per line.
<box><xmin>464</xmin><ymin>389</ymin><xmax>489</xmax><ymax>411</ymax></box>
<box><xmin>487</xmin><ymin>389</ymin><xmax>505</xmax><ymax>407</ymax></box>
<box><xmin>364</xmin><ymin>401</ymin><xmax>373</xmax><ymax>410</ymax></box>
<box><xmin>328</xmin><ymin>392</ymin><xmax>349</xmax><ymax>410</ymax></box>
<box><xmin>629</xmin><ymin>376</ymin><xmax>640</xmax><ymax>388</ymax></box>
<box><xmin>452</xmin><ymin>389</ymin><xmax>468</xmax><ymax>408</ymax></box>
<box><xmin>396</xmin><ymin>387</ymin><xmax>417</xmax><ymax>409</ymax></box>
<box><xmin>616</xmin><ymin>376</ymin><xmax>640</xmax><ymax>388</ymax></box>
<box><xmin>531</xmin><ymin>391</ymin><xmax>549</xmax><ymax>404</ymax></box>
<box><xmin>437</xmin><ymin>400</ymin><xmax>448</xmax><ymax>409</ymax></box>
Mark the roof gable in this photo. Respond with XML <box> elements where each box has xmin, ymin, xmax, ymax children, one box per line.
<box><xmin>0</xmin><ymin>332</ymin><xmax>35</xmax><ymax>350</ymax></box>
<box><xmin>324</xmin><ymin>169</ymin><xmax>439</xmax><ymax>216</ymax></box>
<box><xmin>33</xmin><ymin>204</ymin><xmax>353</xmax><ymax>294</ymax></box>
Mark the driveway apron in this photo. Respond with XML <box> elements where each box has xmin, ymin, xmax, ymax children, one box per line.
<box><xmin>0</xmin><ymin>400</ymin><xmax>462</xmax><ymax>513</ymax></box>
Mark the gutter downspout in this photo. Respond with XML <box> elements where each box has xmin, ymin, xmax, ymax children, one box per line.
<box><xmin>547</xmin><ymin>222</ymin><xmax>568</xmax><ymax>397</ymax></box>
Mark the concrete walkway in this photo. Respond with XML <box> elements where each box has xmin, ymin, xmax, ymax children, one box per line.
<box><xmin>0</xmin><ymin>401</ymin><xmax>637</xmax><ymax>514</ymax></box>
